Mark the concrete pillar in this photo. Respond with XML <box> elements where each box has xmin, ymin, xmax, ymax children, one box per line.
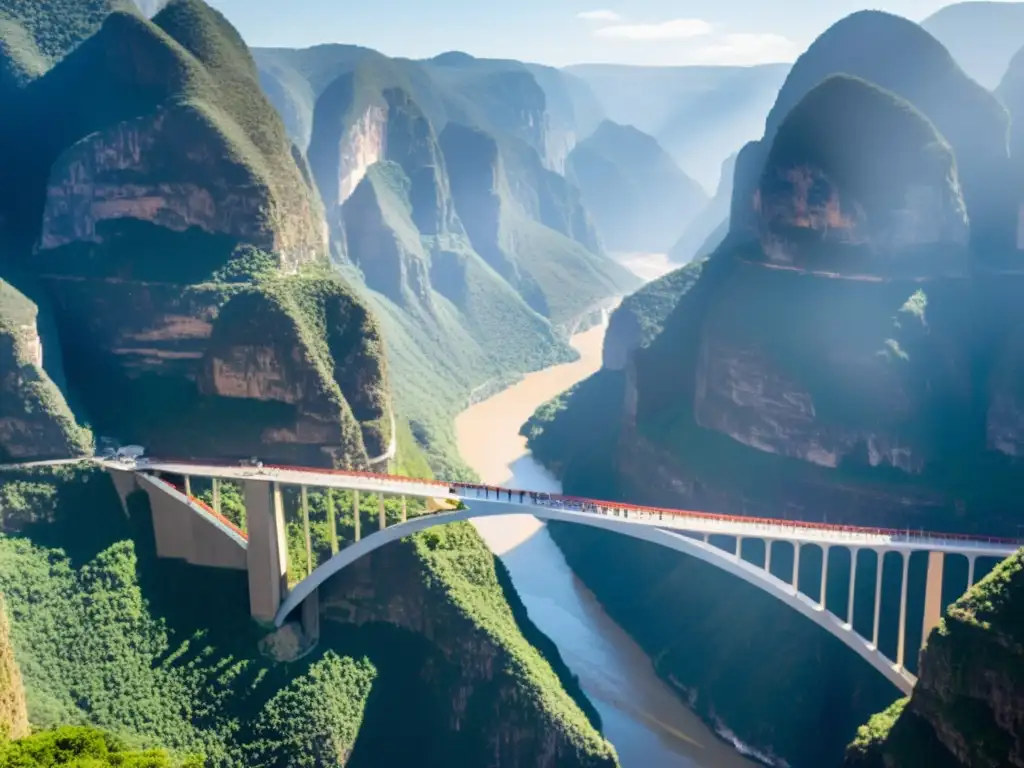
<box><xmin>378</xmin><ymin>494</ymin><xmax>386</xmax><ymax>531</ymax></box>
<box><xmin>872</xmin><ymin>550</ymin><xmax>885</xmax><ymax>648</ymax></box>
<box><xmin>765</xmin><ymin>540</ymin><xmax>773</xmax><ymax>576</ymax></box>
<box><xmin>847</xmin><ymin>548</ymin><xmax>859</xmax><ymax>627</ymax></box>
<box><xmin>300</xmin><ymin>586</ymin><xmax>320</xmax><ymax>646</ymax></box>
<box><xmin>184</xmin><ymin>475</ymin><xmax>191</xmax><ymax>497</ymax></box>
<box><xmin>401</xmin><ymin>495</ymin><xmax>407</xmax><ymax>523</ymax></box>
<box><xmin>327</xmin><ymin>490</ymin><xmax>338</xmax><ymax>555</ymax></box>
<box><xmin>792</xmin><ymin>543</ymin><xmax>802</xmax><ymax>593</ymax></box>
<box><xmin>702</xmin><ymin>533</ymin><xmax>710</xmax><ymax>544</ymax></box>
<box><xmin>921</xmin><ymin>551</ymin><xmax>945</xmax><ymax>643</ymax></box>
<box><xmin>353</xmin><ymin>490</ymin><xmax>361</xmax><ymax>542</ymax></box>
<box><xmin>897</xmin><ymin>552</ymin><xmax>911</xmax><ymax>669</ymax></box>
<box><xmin>244</xmin><ymin>481</ymin><xmax>288</xmax><ymax>623</ymax></box>
<box><xmin>212</xmin><ymin>478</ymin><xmax>221</xmax><ymax>516</ymax></box>
<box><xmin>819</xmin><ymin>545</ymin><xmax>831</xmax><ymax>610</ymax></box>
<box><xmin>301</xmin><ymin>485</ymin><xmax>312</xmax><ymax>577</ymax></box>
<box><xmin>967</xmin><ymin>555</ymin><xmax>977</xmax><ymax>589</ymax></box>
<box><xmin>735</xmin><ymin>536</ymin><xmax>744</xmax><ymax>561</ymax></box>
<box><xmin>106</xmin><ymin>468</ymin><xmax>138</xmax><ymax>515</ymax></box>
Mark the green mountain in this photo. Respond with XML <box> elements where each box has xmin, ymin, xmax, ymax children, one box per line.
<box><xmin>565</xmin><ymin>63</ymin><xmax>790</xmax><ymax>190</ymax></box>
<box><xmin>921</xmin><ymin>1</ymin><xmax>1024</xmax><ymax>89</ymax></box>
<box><xmin>256</xmin><ymin>43</ymin><xmax>636</xmax><ymax>473</ymax></box>
<box><xmin>565</xmin><ymin>120</ymin><xmax>707</xmax><ymax>253</ymax></box>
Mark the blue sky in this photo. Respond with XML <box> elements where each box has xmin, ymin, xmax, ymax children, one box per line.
<box><xmin>204</xmin><ymin>0</ymin><xmax>1005</xmax><ymax>66</ymax></box>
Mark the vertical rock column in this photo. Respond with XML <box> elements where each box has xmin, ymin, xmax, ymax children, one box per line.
<box><xmin>244</xmin><ymin>480</ymin><xmax>288</xmax><ymax>622</ymax></box>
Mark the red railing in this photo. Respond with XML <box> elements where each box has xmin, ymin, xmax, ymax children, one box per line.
<box><xmin>154</xmin><ymin>477</ymin><xmax>248</xmax><ymax>540</ymax></box>
<box><xmin>139</xmin><ymin>459</ymin><xmax>1022</xmax><ymax>549</ymax></box>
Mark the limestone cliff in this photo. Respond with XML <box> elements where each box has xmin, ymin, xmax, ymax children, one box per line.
<box><xmin>0</xmin><ymin>280</ymin><xmax>92</xmax><ymax>461</ymax></box>
<box><xmin>0</xmin><ymin>596</ymin><xmax>28</xmax><ymax>741</ymax></box>
<box><xmin>846</xmin><ymin>549</ymin><xmax>1024</xmax><ymax>768</ymax></box>
<box><xmin>729</xmin><ymin>11</ymin><xmax>1012</xmax><ymax>256</ymax></box>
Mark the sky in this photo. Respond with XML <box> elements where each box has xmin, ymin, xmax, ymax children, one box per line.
<box><xmin>202</xmin><ymin>0</ymin><xmax>1015</xmax><ymax>67</ymax></box>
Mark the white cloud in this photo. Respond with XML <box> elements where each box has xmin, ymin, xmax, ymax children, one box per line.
<box><xmin>684</xmin><ymin>33</ymin><xmax>801</xmax><ymax>65</ymax></box>
<box><xmin>576</xmin><ymin>10</ymin><xmax>622</xmax><ymax>22</ymax></box>
<box><xmin>593</xmin><ymin>18</ymin><xmax>713</xmax><ymax>41</ymax></box>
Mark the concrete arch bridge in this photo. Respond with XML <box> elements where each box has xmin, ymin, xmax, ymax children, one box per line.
<box><xmin>105</xmin><ymin>459</ymin><xmax>1021</xmax><ymax>695</ymax></box>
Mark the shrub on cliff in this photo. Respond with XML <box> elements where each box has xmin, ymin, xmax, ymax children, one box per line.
<box><xmin>0</xmin><ymin>726</ymin><xmax>201</xmax><ymax>767</ymax></box>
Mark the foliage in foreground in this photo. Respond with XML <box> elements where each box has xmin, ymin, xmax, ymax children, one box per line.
<box><xmin>0</xmin><ymin>726</ymin><xmax>201</xmax><ymax>768</ymax></box>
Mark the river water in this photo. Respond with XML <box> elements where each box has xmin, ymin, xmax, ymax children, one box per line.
<box><xmin>454</xmin><ymin>255</ymin><xmax>756</xmax><ymax>768</ymax></box>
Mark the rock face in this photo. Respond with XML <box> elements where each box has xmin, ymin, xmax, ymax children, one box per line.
<box><xmin>729</xmin><ymin>11</ymin><xmax>1012</xmax><ymax>255</ymax></box>
<box><xmin>41</xmin><ymin>105</ymin><xmax>325</xmax><ymax>269</ymax></box>
<box><xmin>845</xmin><ymin>549</ymin><xmax>1024</xmax><ymax>768</ymax></box>
<box><xmin>0</xmin><ymin>280</ymin><xmax>92</xmax><ymax>462</ymax></box>
<box><xmin>0</xmin><ymin>596</ymin><xmax>29</xmax><ymax>741</ymax></box>
<box><xmin>755</xmin><ymin>76</ymin><xmax>968</xmax><ymax>272</ymax></box>
<box><xmin>566</xmin><ymin>120</ymin><xmax>707</xmax><ymax>253</ymax></box>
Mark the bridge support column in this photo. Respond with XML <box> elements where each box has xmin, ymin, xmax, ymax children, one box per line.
<box><xmin>353</xmin><ymin>490</ymin><xmax>362</xmax><ymax>542</ymax></box>
<box><xmin>765</xmin><ymin>540</ymin><xmax>772</xmax><ymax>576</ymax></box>
<box><xmin>847</xmin><ymin>548</ymin><xmax>859</xmax><ymax>627</ymax></box>
<box><xmin>921</xmin><ymin>551</ymin><xmax>945</xmax><ymax>643</ymax></box>
<box><xmin>735</xmin><ymin>536</ymin><xmax>743</xmax><ymax>561</ymax></box>
<box><xmin>301</xmin><ymin>486</ymin><xmax>312</xmax><ymax>577</ymax></box>
<box><xmin>967</xmin><ymin>555</ymin><xmax>977</xmax><ymax>588</ymax></box>
<box><xmin>820</xmin><ymin>545</ymin><xmax>831</xmax><ymax>610</ymax></box>
<box><xmin>378</xmin><ymin>494</ymin><xmax>386</xmax><ymax>531</ymax></box>
<box><xmin>401</xmin><ymin>495</ymin><xmax>407</xmax><ymax>523</ymax></box>
<box><xmin>244</xmin><ymin>481</ymin><xmax>288</xmax><ymax>623</ymax></box>
<box><xmin>897</xmin><ymin>552</ymin><xmax>911</xmax><ymax>669</ymax></box>
<box><xmin>327</xmin><ymin>490</ymin><xmax>338</xmax><ymax>555</ymax></box>
<box><xmin>702</xmin><ymin>533</ymin><xmax>710</xmax><ymax>544</ymax></box>
<box><xmin>184</xmin><ymin>475</ymin><xmax>191</xmax><ymax>497</ymax></box>
<box><xmin>792</xmin><ymin>543</ymin><xmax>802</xmax><ymax>593</ymax></box>
<box><xmin>872</xmin><ymin>550</ymin><xmax>884</xmax><ymax>649</ymax></box>
<box><xmin>212</xmin><ymin>478</ymin><xmax>221</xmax><ymax>515</ymax></box>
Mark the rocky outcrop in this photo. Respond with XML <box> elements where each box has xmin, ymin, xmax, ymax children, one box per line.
<box><xmin>0</xmin><ymin>280</ymin><xmax>92</xmax><ymax>462</ymax></box>
<box><xmin>0</xmin><ymin>595</ymin><xmax>28</xmax><ymax>741</ymax></box>
<box><xmin>321</xmin><ymin>528</ymin><xmax>618</xmax><ymax>768</ymax></box>
<box><xmin>40</xmin><ymin>105</ymin><xmax>325</xmax><ymax>270</ymax></box>
<box><xmin>845</xmin><ymin>549</ymin><xmax>1024</xmax><ymax>768</ymax></box>
<box><xmin>729</xmin><ymin>11</ymin><xmax>1012</xmax><ymax>255</ymax></box>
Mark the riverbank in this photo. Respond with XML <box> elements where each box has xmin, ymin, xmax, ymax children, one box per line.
<box><xmin>454</xmin><ymin>252</ymin><xmax>757</xmax><ymax>767</ymax></box>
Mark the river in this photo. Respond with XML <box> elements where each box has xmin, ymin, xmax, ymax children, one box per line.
<box><xmin>454</xmin><ymin>255</ymin><xmax>757</xmax><ymax>768</ymax></box>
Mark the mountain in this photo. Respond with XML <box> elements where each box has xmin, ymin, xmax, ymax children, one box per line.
<box><xmin>668</xmin><ymin>152</ymin><xmax>736</xmax><ymax>263</ymax></box>
<box><xmin>565</xmin><ymin>63</ymin><xmax>790</xmax><ymax>189</ymax></box>
<box><xmin>517</xmin><ymin>12</ymin><xmax>1024</xmax><ymax>765</ymax></box>
<box><xmin>921</xmin><ymin>1</ymin><xmax>1024</xmax><ymax>89</ymax></box>
<box><xmin>565</xmin><ymin>120</ymin><xmax>707</xmax><ymax>254</ymax></box>
<box><xmin>256</xmin><ymin>43</ymin><xmax>635</xmax><ymax>472</ymax></box>
<box><xmin>730</xmin><ymin>10</ymin><xmax>1012</xmax><ymax>257</ymax></box>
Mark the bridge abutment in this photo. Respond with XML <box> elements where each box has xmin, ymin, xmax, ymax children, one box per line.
<box><xmin>244</xmin><ymin>480</ymin><xmax>288</xmax><ymax>623</ymax></box>
<box><xmin>921</xmin><ymin>551</ymin><xmax>945</xmax><ymax>643</ymax></box>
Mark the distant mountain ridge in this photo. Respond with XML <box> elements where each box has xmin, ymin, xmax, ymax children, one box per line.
<box><xmin>922</xmin><ymin>1</ymin><xmax>1024</xmax><ymax>88</ymax></box>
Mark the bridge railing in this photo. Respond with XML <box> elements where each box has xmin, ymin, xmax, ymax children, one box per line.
<box><xmin>450</xmin><ymin>483</ymin><xmax>1023</xmax><ymax>550</ymax></box>
<box><xmin>138</xmin><ymin>459</ymin><xmax>1022</xmax><ymax>551</ymax></box>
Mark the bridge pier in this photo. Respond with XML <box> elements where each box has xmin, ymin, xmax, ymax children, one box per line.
<box><xmin>897</xmin><ymin>552</ymin><xmax>911</xmax><ymax>669</ymax></box>
<box><xmin>735</xmin><ymin>536</ymin><xmax>743</xmax><ymax>561</ymax></box>
<box><xmin>212</xmin><ymin>478</ymin><xmax>221</xmax><ymax>515</ymax></box>
<box><xmin>327</xmin><ymin>490</ymin><xmax>338</xmax><ymax>554</ymax></box>
<box><xmin>847</xmin><ymin>548</ymin><xmax>860</xmax><ymax>627</ymax></box>
<box><xmin>183</xmin><ymin>475</ymin><xmax>191</xmax><ymax>497</ymax></box>
<box><xmin>921</xmin><ymin>551</ymin><xmax>945</xmax><ymax>643</ymax></box>
<box><xmin>967</xmin><ymin>554</ymin><xmax>977</xmax><ymax>588</ymax></box>
<box><xmin>792</xmin><ymin>543</ymin><xmax>802</xmax><ymax>592</ymax></box>
<box><xmin>244</xmin><ymin>480</ymin><xmax>289</xmax><ymax>623</ymax></box>
<box><xmin>820</xmin><ymin>545</ymin><xmax>831</xmax><ymax>610</ymax></box>
<box><xmin>301</xmin><ymin>486</ymin><xmax>312</xmax><ymax>577</ymax></box>
<box><xmin>378</xmin><ymin>494</ymin><xmax>386</xmax><ymax>531</ymax></box>
<box><xmin>765</xmin><ymin>540</ymin><xmax>773</xmax><ymax>576</ymax></box>
<box><xmin>353</xmin><ymin>490</ymin><xmax>361</xmax><ymax>542</ymax></box>
<box><xmin>872</xmin><ymin>550</ymin><xmax>884</xmax><ymax>649</ymax></box>
<box><xmin>401</xmin><ymin>495</ymin><xmax>407</xmax><ymax>523</ymax></box>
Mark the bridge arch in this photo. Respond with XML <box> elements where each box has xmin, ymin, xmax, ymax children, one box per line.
<box><xmin>275</xmin><ymin>498</ymin><xmax>915</xmax><ymax>693</ymax></box>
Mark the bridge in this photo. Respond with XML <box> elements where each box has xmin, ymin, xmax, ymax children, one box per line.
<box><xmin>98</xmin><ymin>458</ymin><xmax>1020</xmax><ymax>695</ymax></box>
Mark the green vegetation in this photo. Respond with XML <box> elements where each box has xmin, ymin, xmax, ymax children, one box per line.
<box><xmin>0</xmin><ymin>726</ymin><xmax>201</xmax><ymax>767</ymax></box>
<box><xmin>0</xmin><ymin>0</ymin><xmax>133</xmax><ymax>72</ymax></box>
